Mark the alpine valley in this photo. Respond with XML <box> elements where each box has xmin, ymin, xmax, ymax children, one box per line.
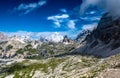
<box><xmin>1</xmin><ymin>0</ymin><xmax>120</xmax><ymax>78</ymax></box>
<box><xmin>0</xmin><ymin>12</ymin><xmax>120</xmax><ymax>78</ymax></box>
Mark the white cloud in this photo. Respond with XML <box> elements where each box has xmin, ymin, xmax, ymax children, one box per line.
<box><xmin>47</xmin><ymin>14</ymin><xmax>77</xmax><ymax>29</ymax></box>
<box><xmin>80</xmin><ymin>16</ymin><xmax>101</xmax><ymax>21</ymax></box>
<box><xmin>14</xmin><ymin>0</ymin><xmax>46</xmax><ymax>14</ymax></box>
<box><xmin>80</xmin><ymin>0</ymin><xmax>120</xmax><ymax>19</ymax></box>
<box><xmin>86</xmin><ymin>11</ymin><xmax>96</xmax><ymax>15</ymax></box>
<box><xmin>55</xmin><ymin>14</ymin><xmax>69</xmax><ymax>19</ymax></box>
<box><xmin>47</xmin><ymin>14</ymin><xmax>69</xmax><ymax>28</ymax></box>
<box><xmin>68</xmin><ymin>20</ymin><xmax>76</xmax><ymax>29</ymax></box>
<box><xmin>47</xmin><ymin>14</ymin><xmax>69</xmax><ymax>20</ymax></box>
<box><xmin>82</xmin><ymin>23</ymin><xmax>97</xmax><ymax>31</ymax></box>
<box><xmin>80</xmin><ymin>0</ymin><xmax>100</xmax><ymax>15</ymax></box>
<box><xmin>54</xmin><ymin>21</ymin><xmax>61</xmax><ymax>27</ymax></box>
<box><xmin>60</xmin><ymin>9</ymin><xmax>67</xmax><ymax>13</ymax></box>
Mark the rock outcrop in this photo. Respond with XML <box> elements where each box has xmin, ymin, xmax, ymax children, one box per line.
<box><xmin>73</xmin><ymin>13</ymin><xmax>120</xmax><ymax>58</ymax></box>
<box><xmin>63</xmin><ymin>35</ymin><xmax>70</xmax><ymax>44</ymax></box>
<box><xmin>0</xmin><ymin>32</ymin><xmax>8</xmax><ymax>41</ymax></box>
<box><xmin>76</xmin><ymin>30</ymin><xmax>91</xmax><ymax>44</ymax></box>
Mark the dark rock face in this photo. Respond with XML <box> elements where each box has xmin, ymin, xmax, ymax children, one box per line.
<box><xmin>73</xmin><ymin>13</ymin><xmax>120</xmax><ymax>58</ymax></box>
<box><xmin>85</xmin><ymin>13</ymin><xmax>120</xmax><ymax>48</ymax></box>
<box><xmin>63</xmin><ymin>35</ymin><xmax>70</xmax><ymax>43</ymax></box>
<box><xmin>97</xmin><ymin>14</ymin><xmax>120</xmax><ymax>44</ymax></box>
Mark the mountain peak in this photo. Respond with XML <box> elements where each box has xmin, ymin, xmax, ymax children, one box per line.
<box><xmin>73</xmin><ymin>13</ymin><xmax>120</xmax><ymax>58</ymax></box>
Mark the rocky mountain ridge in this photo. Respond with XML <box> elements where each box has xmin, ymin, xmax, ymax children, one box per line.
<box><xmin>73</xmin><ymin>13</ymin><xmax>120</xmax><ymax>57</ymax></box>
<box><xmin>0</xmin><ymin>32</ymin><xmax>76</xmax><ymax>59</ymax></box>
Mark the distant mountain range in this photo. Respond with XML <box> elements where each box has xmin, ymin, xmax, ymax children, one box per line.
<box><xmin>0</xmin><ymin>32</ymin><xmax>65</xmax><ymax>43</ymax></box>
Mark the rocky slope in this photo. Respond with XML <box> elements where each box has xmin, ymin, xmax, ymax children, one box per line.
<box><xmin>1</xmin><ymin>53</ymin><xmax>120</xmax><ymax>78</ymax></box>
<box><xmin>0</xmin><ymin>37</ymin><xmax>42</xmax><ymax>59</ymax></box>
<box><xmin>0</xmin><ymin>34</ymin><xmax>77</xmax><ymax>59</ymax></box>
<box><xmin>73</xmin><ymin>13</ymin><xmax>120</xmax><ymax>58</ymax></box>
<box><xmin>76</xmin><ymin>30</ymin><xmax>91</xmax><ymax>44</ymax></box>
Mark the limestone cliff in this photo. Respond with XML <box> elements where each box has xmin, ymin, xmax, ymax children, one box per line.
<box><xmin>73</xmin><ymin>13</ymin><xmax>120</xmax><ymax>57</ymax></box>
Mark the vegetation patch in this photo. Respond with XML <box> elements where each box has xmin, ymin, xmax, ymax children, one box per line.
<box><xmin>80</xmin><ymin>56</ymin><xmax>99</xmax><ymax>67</ymax></box>
<box><xmin>16</xmin><ymin>48</ymin><xmax>24</xmax><ymax>54</ymax></box>
<box><xmin>6</xmin><ymin>44</ymin><xmax>13</xmax><ymax>51</ymax></box>
<box><xmin>1</xmin><ymin>58</ymin><xmax>66</xmax><ymax>78</ymax></box>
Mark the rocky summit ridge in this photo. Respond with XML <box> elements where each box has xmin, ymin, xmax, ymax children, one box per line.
<box><xmin>73</xmin><ymin>13</ymin><xmax>120</xmax><ymax>58</ymax></box>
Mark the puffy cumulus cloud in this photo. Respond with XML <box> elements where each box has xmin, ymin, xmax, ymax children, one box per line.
<box><xmin>47</xmin><ymin>14</ymin><xmax>69</xmax><ymax>28</ymax></box>
<box><xmin>14</xmin><ymin>0</ymin><xmax>46</xmax><ymax>14</ymax></box>
<box><xmin>68</xmin><ymin>20</ymin><xmax>76</xmax><ymax>29</ymax></box>
<box><xmin>82</xmin><ymin>23</ymin><xmax>97</xmax><ymax>31</ymax></box>
<box><xmin>47</xmin><ymin>14</ymin><xmax>69</xmax><ymax>20</ymax></box>
<box><xmin>80</xmin><ymin>0</ymin><xmax>120</xmax><ymax>18</ymax></box>
<box><xmin>47</xmin><ymin>14</ymin><xmax>77</xmax><ymax>29</ymax></box>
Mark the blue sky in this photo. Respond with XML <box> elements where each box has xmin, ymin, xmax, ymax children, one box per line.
<box><xmin>0</xmin><ymin>0</ymin><xmax>104</xmax><ymax>38</ymax></box>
